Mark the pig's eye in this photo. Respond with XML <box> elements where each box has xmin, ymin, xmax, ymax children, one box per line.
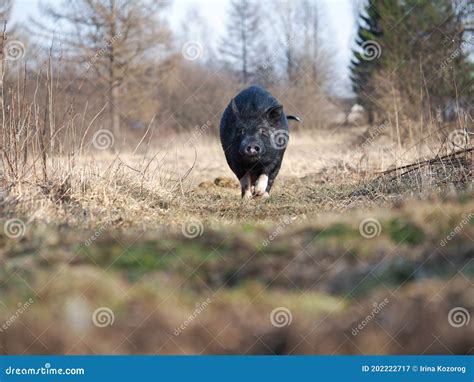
<box><xmin>259</xmin><ymin>128</ymin><xmax>269</xmax><ymax>136</ymax></box>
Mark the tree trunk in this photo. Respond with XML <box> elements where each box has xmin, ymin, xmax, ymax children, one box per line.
<box><xmin>108</xmin><ymin>0</ymin><xmax>120</xmax><ymax>136</ymax></box>
<box><xmin>109</xmin><ymin>85</ymin><xmax>120</xmax><ymax>135</ymax></box>
<box><xmin>242</xmin><ymin>25</ymin><xmax>248</xmax><ymax>84</ymax></box>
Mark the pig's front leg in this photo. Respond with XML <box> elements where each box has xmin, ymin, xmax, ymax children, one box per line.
<box><xmin>240</xmin><ymin>174</ymin><xmax>253</xmax><ymax>199</ymax></box>
<box><xmin>254</xmin><ymin>174</ymin><xmax>269</xmax><ymax>198</ymax></box>
<box><xmin>262</xmin><ymin>163</ymin><xmax>282</xmax><ymax>198</ymax></box>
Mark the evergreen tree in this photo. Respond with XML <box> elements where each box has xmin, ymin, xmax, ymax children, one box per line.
<box><xmin>381</xmin><ymin>0</ymin><xmax>472</xmax><ymax>109</ymax></box>
<box><xmin>351</xmin><ymin>0</ymin><xmax>472</xmax><ymax>125</ymax></box>
<box><xmin>350</xmin><ymin>0</ymin><xmax>385</xmax><ymax>123</ymax></box>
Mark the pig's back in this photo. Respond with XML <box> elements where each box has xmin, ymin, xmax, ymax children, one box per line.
<box><xmin>219</xmin><ymin>86</ymin><xmax>283</xmax><ymax>176</ymax></box>
<box><xmin>233</xmin><ymin>86</ymin><xmax>279</xmax><ymax>117</ymax></box>
<box><xmin>220</xmin><ymin>86</ymin><xmax>279</xmax><ymax>142</ymax></box>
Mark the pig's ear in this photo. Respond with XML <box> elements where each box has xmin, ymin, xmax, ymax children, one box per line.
<box><xmin>287</xmin><ymin>115</ymin><xmax>302</xmax><ymax>123</ymax></box>
<box><xmin>231</xmin><ymin>98</ymin><xmax>239</xmax><ymax>116</ymax></box>
<box><xmin>266</xmin><ymin>105</ymin><xmax>283</xmax><ymax>125</ymax></box>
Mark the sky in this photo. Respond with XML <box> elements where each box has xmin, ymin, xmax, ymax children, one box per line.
<box><xmin>11</xmin><ymin>0</ymin><xmax>358</xmax><ymax>96</ymax></box>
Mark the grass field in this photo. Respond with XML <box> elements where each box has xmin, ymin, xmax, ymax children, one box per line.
<box><xmin>1</xmin><ymin>125</ymin><xmax>473</xmax><ymax>354</ymax></box>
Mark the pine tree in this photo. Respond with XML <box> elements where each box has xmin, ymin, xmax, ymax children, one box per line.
<box><xmin>351</xmin><ymin>0</ymin><xmax>472</xmax><ymax>125</ymax></box>
<box><xmin>381</xmin><ymin>0</ymin><xmax>472</xmax><ymax>110</ymax></box>
<box><xmin>350</xmin><ymin>0</ymin><xmax>385</xmax><ymax>123</ymax></box>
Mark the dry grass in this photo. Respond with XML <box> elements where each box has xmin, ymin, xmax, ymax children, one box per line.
<box><xmin>1</xmin><ymin>123</ymin><xmax>473</xmax><ymax>355</ymax></box>
<box><xmin>0</xmin><ymin>53</ymin><xmax>472</xmax><ymax>355</ymax></box>
<box><xmin>3</xmin><ymin>125</ymin><xmax>470</xmax><ymax>229</ymax></box>
<box><xmin>1</xmin><ymin>192</ymin><xmax>473</xmax><ymax>354</ymax></box>
<box><xmin>1</xmin><ymin>11</ymin><xmax>472</xmax><ymax>355</ymax></box>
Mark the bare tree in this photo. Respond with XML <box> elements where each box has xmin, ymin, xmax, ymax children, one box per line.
<box><xmin>0</xmin><ymin>0</ymin><xmax>13</xmax><ymax>90</ymax></box>
<box><xmin>298</xmin><ymin>0</ymin><xmax>326</xmax><ymax>85</ymax></box>
<box><xmin>274</xmin><ymin>1</ymin><xmax>298</xmax><ymax>83</ymax></box>
<box><xmin>220</xmin><ymin>0</ymin><xmax>264</xmax><ymax>84</ymax></box>
<box><xmin>458</xmin><ymin>0</ymin><xmax>473</xmax><ymax>54</ymax></box>
<box><xmin>0</xmin><ymin>0</ymin><xmax>13</xmax><ymax>23</ymax></box>
<box><xmin>33</xmin><ymin>0</ymin><xmax>171</xmax><ymax>135</ymax></box>
<box><xmin>272</xmin><ymin>1</ymin><xmax>330</xmax><ymax>87</ymax></box>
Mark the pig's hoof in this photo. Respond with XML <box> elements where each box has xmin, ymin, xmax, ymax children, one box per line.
<box><xmin>242</xmin><ymin>190</ymin><xmax>253</xmax><ymax>200</ymax></box>
<box><xmin>253</xmin><ymin>190</ymin><xmax>269</xmax><ymax>199</ymax></box>
<box><xmin>254</xmin><ymin>174</ymin><xmax>268</xmax><ymax>196</ymax></box>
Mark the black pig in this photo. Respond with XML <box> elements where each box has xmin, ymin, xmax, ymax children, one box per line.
<box><xmin>220</xmin><ymin>86</ymin><xmax>300</xmax><ymax>199</ymax></box>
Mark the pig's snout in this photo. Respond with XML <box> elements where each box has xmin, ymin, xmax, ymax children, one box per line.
<box><xmin>240</xmin><ymin>139</ymin><xmax>265</xmax><ymax>158</ymax></box>
<box><xmin>244</xmin><ymin>143</ymin><xmax>262</xmax><ymax>156</ymax></box>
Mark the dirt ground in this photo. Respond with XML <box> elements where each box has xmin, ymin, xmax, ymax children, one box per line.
<box><xmin>0</xmin><ymin>125</ymin><xmax>473</xmax><ymax>355</ymax></box>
